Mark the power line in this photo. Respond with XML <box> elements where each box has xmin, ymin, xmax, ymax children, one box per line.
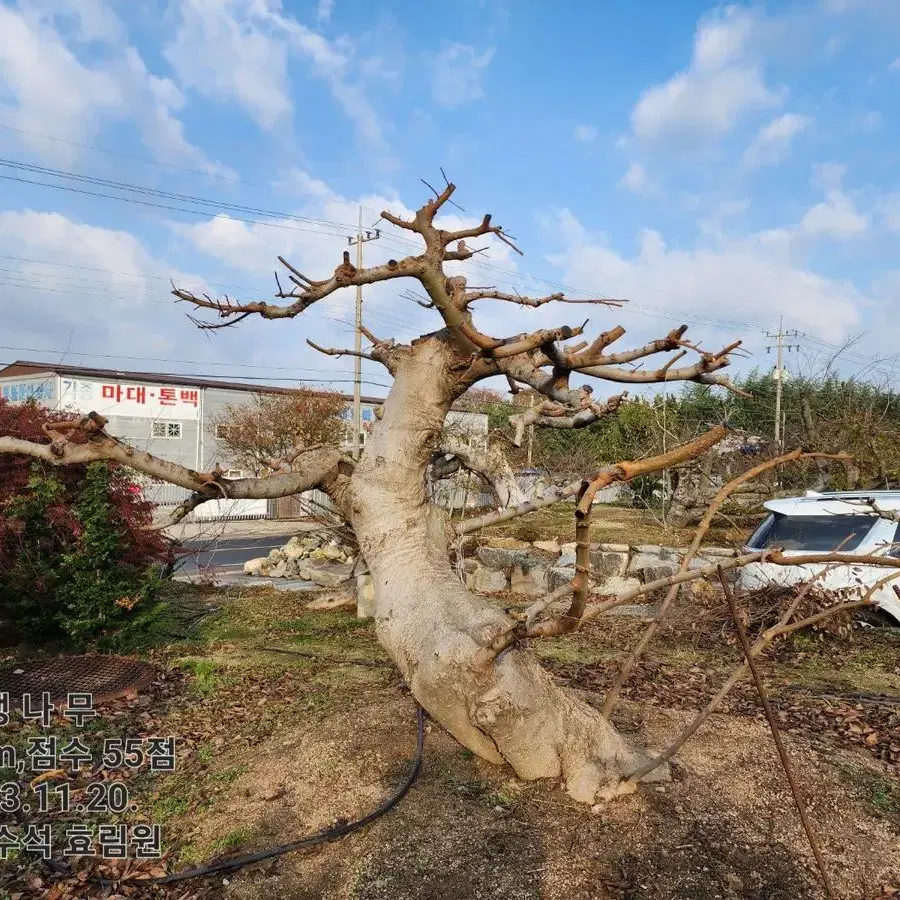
<box><xmin>0</xmin><ymin>253</ymin><xmax>265</xmax><ymax>295</ymax></box>
<box><xmin>370</xmin><ymin>214</ymin><xmax>769</xmax><ymax>337</ymax></box>
<box><xmin>0</xmin><ymin>122</ymin><xmax>242</xmax><ymax>185</ymax></box>
<box><xmin>0</xmin><ymin>266</ymin><xmax>432</xmax><ymax>329</ymax></box>
<box><xmin>0</xmin><ymin>158</ymin><xmax>772</xmax><ymax>340</ymax></box>
<box><xmin>5</xmin><ymin>253</ymin><xmax>893</xmax><ymax>383</ymax></box>
<box><xmin>0</xmin><ymin>344</ymin><xmax>361</xmax><ymax>376</ymax></box>
<box><xmin>0</xmin><ymin>154</ymin><xmax>874</xmax><ymax>360</ymax></box>
<box><xmin>0</xmin><ymin>358</ymin><xmax>391</xmax><ymax>391</ymax></box>
<box><xmin>0</xmin><ymin>158</ymin><xmax>361</xmax><ymax>232</ymax></box>
<box><xmin>0</xmin><ymin>252</ymin><xmax>431</xmax><ymax>332</ymax></box>
<box><xmin>0</xmin><ymin>172</ymin><xmax>353</xmax><ymax>238</ymax></box>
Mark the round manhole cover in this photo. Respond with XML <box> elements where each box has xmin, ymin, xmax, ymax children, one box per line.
<box><xmin>0</xmin><ymin>655</ymin><xmax>156</xmax><ymax>706</ymax></box>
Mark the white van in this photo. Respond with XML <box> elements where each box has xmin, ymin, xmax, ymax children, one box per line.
<box><xmin>738</xmin><ymin>491</ymin><xmax>900</xmax><ymax>624</ymax></box>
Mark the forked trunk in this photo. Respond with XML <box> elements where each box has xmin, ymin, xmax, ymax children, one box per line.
<box><xmin>347</xmin><ymin>337</ymin><xmax>659</xmax><ymax>803</ymax></box>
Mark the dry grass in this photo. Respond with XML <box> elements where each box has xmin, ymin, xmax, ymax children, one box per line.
<box><xmin>482</xmin><ymin>502</ymin><xmax>760</xmax><ymax>548</ymax></box>
<box><xmin>6</xmin><ymin>581</ymin><xmax>897</xmax><ymax>900</ymax></box>
<box><xmin>146</xmin><ymin>590</ymin><xmax>900</xmax><ymax>897</ymax></box>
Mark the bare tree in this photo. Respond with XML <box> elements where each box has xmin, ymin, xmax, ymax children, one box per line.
<box><xmin>211</xmin><ymin>389</ymin><xmax>348</xmax><ymax>475</ymax></box>
<box><xmin>2</xmin><ymin>180</ymin><xmax>896</xmax><ymax>805</ymax></box>
<box><xmin>457</xmin><ymin>386</ymin><xmax>508</xmax><ymax>409</ymax></box>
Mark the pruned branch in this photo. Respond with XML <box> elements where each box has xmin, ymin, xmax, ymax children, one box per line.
<box><xmin>490</xmin><ymin>323</ymin><xmax>588</xmax><ymax>360</ymax></box>
<box><xmin>508</xmin><ymin>392</ymin><xmax>627</xmax><ymax>445</ymax></box>
<box><xmin>566</xmin><ymin>326</ymin><xmax>687</xmax><ymax>368</ymax></box>
<box><xmin>174</xmin><ymin>252</ymin><xmax>427</xmax><ymax>326</ymax></box>
<box><xmin>457</xmin><ymin>427</ymin><xmax>726</xmax><ymax>536</ymax></box>
<box><xmin>599</xmin><ymin>447</ymin><xmax>853</xmax><ymax>718</ymax></box>
<box><xmin>464</xmin><ymin>289</ymin><xmax>625</xmax><ymax>309</ymax></box>
<box><xmin>576</xmin><ymin>426</ymin><xmax>728</xmax><ymax>516</ymax></box>
<box><xmin>306</xmin><ymin>340</ymin><xmax>380</xmax><ymax>364</ymax></box>
<box><xmin>621</xmin><ymin>565</ymin><xmax>890</xmax><ymax>789</ymax></box>
<box><xmin>0</xmin><ymin>416</ymin><xmax>345</xmax><ymax>524</ymax></box>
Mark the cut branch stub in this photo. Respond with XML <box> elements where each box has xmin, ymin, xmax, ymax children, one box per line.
<box><xmin>576</xmin><ymin>425</ymin><xmax>728</xmax><ymax>518</ymax></box>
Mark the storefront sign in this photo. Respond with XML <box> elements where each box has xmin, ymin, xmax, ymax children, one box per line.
<box><xmin>58</xmin><ymin>379</ymin><xmax>201</xmax><ymax>420</ymax></box>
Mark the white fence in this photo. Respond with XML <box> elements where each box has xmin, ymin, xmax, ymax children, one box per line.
<box><xmin>192</xmin><ymin>499</ymin><xmax>268</xmax><ymax>520</ymax></box>
<box><xmin>138</xmin><ymin>478</ymin><xmax>270</xmax><ymax>522</ymax></box>
<box><xmin>139</xmin><ymin>470</ymin><xmax>630</xmax><ymax>523</ymax></box>
<box><xmin>430</xmin><ymin>477</ymin><xmax>494</xmax><ymax>511</ymax></box>
<box><xmin>138</xmin><ymin>479</ymin><xmax>193</xmax><ymax>507</ymax></box>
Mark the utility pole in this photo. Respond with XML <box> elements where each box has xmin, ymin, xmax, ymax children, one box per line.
<box><xmin>661</xmin><ymin>392</ymin><xmax>668</xmax><ymax>524</ymax></box>
<box><xmin>348</xmin><ymin>208</ymin><xmax>380</xmax><ymax>460</ymax></box>
<box><xmin>526</xmin><ymin>392</ymin><xmax>535</xmax><ymax>468</ymax></box>
<box><xmin>764</xmin><ymin>317</ymin><xmax>800</xmax><ymax>454</ymax></box>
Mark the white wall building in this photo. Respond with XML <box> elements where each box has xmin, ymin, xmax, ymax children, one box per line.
<box><xmin>0</xmin><ymin>360</ymin><xmax>488</xmax><ymax>519</ymax></box>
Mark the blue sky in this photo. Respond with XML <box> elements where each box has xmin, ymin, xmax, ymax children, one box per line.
<box><xmin>0</xmin><ymin>0</ymin><xmax>898</xmax><ymax>398</ymax></box>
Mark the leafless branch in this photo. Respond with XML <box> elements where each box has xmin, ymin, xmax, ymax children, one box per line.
<box><xmin>464</xmin><ymin>289</ymin><xmax>625</xmax><ymax>308</ymax></box>
<box><xmin>174</xmin><ymin>252</ymin><xmax>428</xmax><ymax>326</ymax></box>
<box><xmin>621</xmin><ymin>571</ymin><xmax>882</xmax><ymax>788</ymax></box>
<box><xmin>0</xmin><ymin>415</ymin><xmax>345</xmax><ymax>510</ymax></box>
<box><xmin>306</xmin><ymin>339</ymin><xmax>381</xmax><ymax>364</ymax></box>
<box><xmin>600</xmin><ymin>447</ymin><xmax>853</xmax><ymax>719</ymax></box>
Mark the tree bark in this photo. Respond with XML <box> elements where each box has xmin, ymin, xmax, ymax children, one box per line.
<box><xmin>438</xmin><ymin>432</ymin><xmax>526</xmax><ymax>508</ymax></box>
<box><xmin>346</xmin><ymin>336</ymin><xmax>654</xmax><ymax>802</ymax></box>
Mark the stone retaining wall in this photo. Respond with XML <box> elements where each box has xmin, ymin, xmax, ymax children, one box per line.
<box><xmin>462</xmin><ymin>538</ymin><xmax>738</xmax><ymax>597</ymax></box>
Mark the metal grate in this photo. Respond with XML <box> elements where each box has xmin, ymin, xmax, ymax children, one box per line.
<box><xmin>0</xmin><ymin>655</ymin><xmax>156</xmax><ymax>706</ymax></box>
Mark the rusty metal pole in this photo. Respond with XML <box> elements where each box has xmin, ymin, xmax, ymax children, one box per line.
<box><xmin>717</xmin><ymin>567</ymin><xmax>837</xmax><ymax>900</ymax></box>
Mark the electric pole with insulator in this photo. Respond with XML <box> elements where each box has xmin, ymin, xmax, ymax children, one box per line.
<box><xmin>764</xmin><ymin>317</ymin><xmax>800</xmax><ymax>454</ymax></box>
<box><xmin>348</xmin><ymin>208</ymin><xmax>380</xmax><ymax>459</ymax></box>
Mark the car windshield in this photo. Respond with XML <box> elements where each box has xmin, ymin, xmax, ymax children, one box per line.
<box><xmin>747</xmin><ymin>513</ymin><xmax>876</xmax><ymax>552</ymax></box>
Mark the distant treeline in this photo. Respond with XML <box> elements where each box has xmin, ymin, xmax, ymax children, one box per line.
<box><xmin>464</xmin><ymin>371</ymin><xmax>900</xmax><ymax>490</ymax></box>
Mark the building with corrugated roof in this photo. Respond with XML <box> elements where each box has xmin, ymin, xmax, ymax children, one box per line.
<box><xmin>0</xmin><ymin>360</ymin><xmax>489</xmax><ymax>519</ymax></box>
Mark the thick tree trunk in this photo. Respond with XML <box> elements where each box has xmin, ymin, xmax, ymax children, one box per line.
<box><xmin>347</xmin><ymin>336</ymin><xmax>658</xmax><ymax>803</ymax></box>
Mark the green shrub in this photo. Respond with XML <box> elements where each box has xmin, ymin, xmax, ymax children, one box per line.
<box><xmin>0</xmin><ymin>462</ymin><xmax>169</xmax><ymax>649</ymax></box>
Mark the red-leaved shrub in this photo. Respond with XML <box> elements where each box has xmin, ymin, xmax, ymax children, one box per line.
<box><xmin>0</xmin><ymin>398</ymin><xmax>173</xmax><ymax>646</ymax></box>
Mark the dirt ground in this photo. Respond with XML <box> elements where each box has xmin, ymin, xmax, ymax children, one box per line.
<box><xmin>2</xmin><ymin>582</ymin><xmax>898</xmax><ymax>900</ymax></box>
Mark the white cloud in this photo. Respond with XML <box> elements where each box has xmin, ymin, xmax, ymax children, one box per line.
<box><xmin>278</xmin><ymin>168</ymin><xmax>333</xmax><ymax>199</ymax></box>
<box><xmin>0</xmin><ymin>210</ymin><xmax>213</xmax><ymax>357</ymax></box>
<box><xmin>24</xmin><ymin>0</ymin><xmax>126</xmax><ymax>43</ymax></box>
<box><xmin>631</xmin><ymin>6</ymin><xmax>781</xmax><ymax>140</ymax></box>
<box><xmin>698</xmin><ymin>199</ymin><xmax>751</xmax><ymax>238</ymax></box>
<box><xmin>163</xmin><ymin>0</ymin><xmax>291</xmax><ymax>129</ymax></box>
<box><xmin>742</xmin><ymin>113</ymin><xmax>811</xmax><ymax>169</ymax></box>
<box><xmin>163</xmin><ymin>0</ymin><xmax>390</xmax><ymax>160</ymax></box>
<box><xmin>889</xmin><ymin>57</ymin><xmax>900</xmax><ymax>71</ymax></box>
<box><xmin>431</xmin><ymin>43</ymin><xmax>495</xmax><ymax>107</ymax></box>
<box><xmin>573</xmin><ymin>124</ymin><xmax>598</xmax><ymax>143</ymax></box>
<box><xmin>546</xmin><ymin>209</ymin><xmax>862</xmax><ymax>344</ymax></box>
<box><xmin>0</xmin><ymin>3</ymin><xmax>224</xmax><ymax>174</ymax></box>
<box><xmin>620</xmin><ymin>162</ymin><xmax>650</xmax><ymax>194</ymax></box>
<box><xmin>118</xmin><ymin>48</ymin><xmax>235</xmax><ymax>177</ymax></box>
<box><xmin>812</xmin><ymin>161</ymin><xmax>847</xmax><ymax>191</ymax></box>
<box><xmin>799</xmin><ymin>190</ymin><xmax>868</xmax><ymax>239</ymax></box>
<box><xmin>0</xmin><ymin>5</ymin><xmax>122</xmax><ymax>161</ymax></box>
<box><xmin>316</xmin><ymin>0</ymin><xmax>334</xmax><ymax>23</ymax></box>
